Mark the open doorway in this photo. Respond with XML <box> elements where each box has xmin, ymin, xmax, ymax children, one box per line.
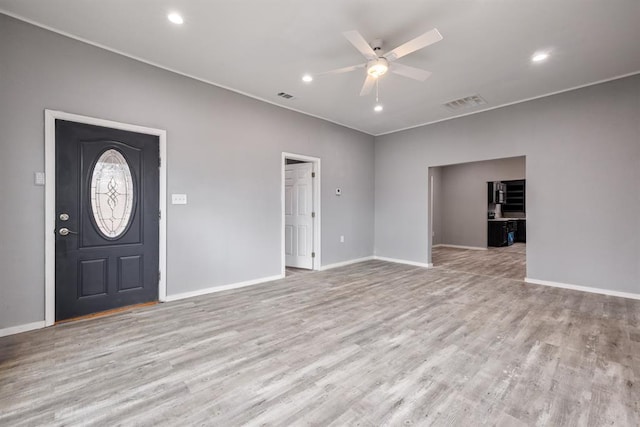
<box><xmin>282</xmin><ymin>153</ymin><xmax>321</xmax><ymax>277</ymax></box>
<box><xmin>428</xmin><ymin>156</ymin><xmax>526</xmax><ymax>280</ymax></box>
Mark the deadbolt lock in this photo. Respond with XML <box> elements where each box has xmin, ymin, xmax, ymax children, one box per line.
<box><xmin>59</xmin><ymin>213</ymin><xmax>70</xmax><ymax>221</ymax></box>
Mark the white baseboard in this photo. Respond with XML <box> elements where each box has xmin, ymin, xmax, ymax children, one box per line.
<box><xmin>374</xmin><ymin>256</ymin><xmax>432</xmax><ymax>269</ymax></box>
<box><xmin>0</xmin><ymin>321</ymin><xmax>46</xmax><ymax>338</ymax></box>
<box><xmin>433</xmin><ymin>244</ymin><xmax>487</xmax><ymax>251</ymax></box>
<box><xmin>524</xmin><ymin>277</ymin><xmax>640</xmax><ymax>301</ymax></box>
<box><xmin>165</xmin><ymin>274</ymin><xmax>284</xmax><ymax>302</ymax></box>
<box><xmin>319</xmin><ymin>256</ymin><xmax>375</xmax><ymax>271</ymax></box>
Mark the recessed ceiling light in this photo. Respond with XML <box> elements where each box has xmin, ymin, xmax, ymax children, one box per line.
<box><xmin>302</xmin><ymin>74</ymin><xmax>313</xmax><ymax>83</ymax></box>
<box><xmin>531</xmin><ymin>52</ymin><xmax>549</xmax><ymax>63</ymax></box>
<box><xmin>374</xmin><ymin>104</ymin><xmax>383</xmax><ymax>112</ymax></box>
<box><xmin>167</xmin><ymin>13</ymin><xmax>184</xmax><ymax>25</ymax></box>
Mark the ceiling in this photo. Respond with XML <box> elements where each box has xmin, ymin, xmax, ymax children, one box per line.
<box><xmin>1</xmin><ymin>0</ymin><xmax>639</xmax><ymax>136</ymax></box>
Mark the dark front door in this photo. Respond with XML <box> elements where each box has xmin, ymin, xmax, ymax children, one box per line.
<box><xmin>55</xmin><ymin>120</ymin><xmax>159</xmax><ymax>321</ymax></box>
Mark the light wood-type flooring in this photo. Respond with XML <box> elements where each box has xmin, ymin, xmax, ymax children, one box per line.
<box><xmin>433</xmin><ymin>243</ymin><xmax>526</xmax><ymax>280</ymax></box>
<box><xmin>1</xmin><ymin>255</ymin><xmax>639</xmax><ymax>426</ymax></box>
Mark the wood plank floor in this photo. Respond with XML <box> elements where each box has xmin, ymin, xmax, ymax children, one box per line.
<box><xmin>1</xmin><ymin>258</ymin><xmax>639</xmax><ymax>426</ymax></box>
<box><xmin>433</xmin><ymin>243</ymin><xmax>526</xmax><ymax>280</ymax></box>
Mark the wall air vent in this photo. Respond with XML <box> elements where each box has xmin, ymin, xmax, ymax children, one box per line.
<box><xmin>443</xmin><ymin>95</ymin><xmax>487</xmax><ymax>111</ymax></box>
<box><xmin>277</xmin><ymin>92</ymin><xmax>295</xmax><ymax>100</ymax></box>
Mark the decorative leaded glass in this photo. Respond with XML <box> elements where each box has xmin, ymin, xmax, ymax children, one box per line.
<box><xmin>90</xmin><ymin>149</ymin><xmax>134</xmax><ymax>238</ymax></box>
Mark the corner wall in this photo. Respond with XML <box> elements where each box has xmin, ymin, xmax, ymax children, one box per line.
<box><xmin>0</xmin><ymin>15</ymin><xmax>375</xmax><ymax>330</ymax></box>
<box><xmin>375</xmin><ymin>74</ymin><xmax>640</xmax><ymax>294</ymax></box>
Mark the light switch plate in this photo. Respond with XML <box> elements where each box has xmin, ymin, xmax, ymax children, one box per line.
<box><xmin>171</xmin><ymin>194</ymin><xmax>187</xmax><ymax>205</ymax></box>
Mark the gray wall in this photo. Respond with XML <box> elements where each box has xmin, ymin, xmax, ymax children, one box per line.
<box><xmin>0</xmin><ymin>15</ymin><xmax>375</xmax><ymax>329</ymax></box>
<box><xmin>436</xmin><ymin>157</ymin><xmax>525</xmax><ymax>248</ymax></box>
<box><xmin>375</xmin><ymin>74</ymin><xmax>640</xmax><ymax>293</ymax></box>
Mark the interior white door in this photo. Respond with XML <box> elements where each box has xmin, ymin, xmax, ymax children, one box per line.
<box><xmin>285</xmin><ymin>162</ymin><xmax>314</xmax><ymax>269</ymax></box>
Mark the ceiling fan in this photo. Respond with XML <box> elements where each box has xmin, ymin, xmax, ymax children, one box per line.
<box><xmin>313</xmin><ymin>29</ymin><xmax>443</xmax><ymax>96</ymax></box>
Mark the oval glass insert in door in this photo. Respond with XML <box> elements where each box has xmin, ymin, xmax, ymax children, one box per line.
<box><xmin>90</xmin><ymin>149</ymin><xmax>135</xmax><ymax>239</ymax></box>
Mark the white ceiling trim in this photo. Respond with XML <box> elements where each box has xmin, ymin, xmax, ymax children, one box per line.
<box><xmin>0</xmin><ymin>10</ymin><xmax>373</xmax><ymax>136</ymax></box>
<box><xmin>375</xmin><ymin>70</ymin><xmax>640</xmax><ymax>137</ymax></box>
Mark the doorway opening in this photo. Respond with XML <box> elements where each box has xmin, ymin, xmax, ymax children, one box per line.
<box><xmin>428</xmin><ymin>156</ymin><xmax>526</xmax><ymax>280</ymax></box>
<box><xmin>282</xmin><ymin>152</ymin><xmax>321</xmax><ymax>277</ymax></box>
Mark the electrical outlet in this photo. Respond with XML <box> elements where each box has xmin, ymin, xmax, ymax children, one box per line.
<box><xmin>340</xmin><ymin>235</ymin><xmax>345</xmax><ymax>243</ymax></box>
<box><xmin>171</xmin><ymin>194</ymin><xmax>187</xmax><ymax>205</ymax></box>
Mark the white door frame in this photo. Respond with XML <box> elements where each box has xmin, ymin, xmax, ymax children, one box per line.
<box><xmin>44</xmin><ymin>110</ymin><xmax>167</xmax><ymax>327</ymax></box>
<box><xmin>281</xmin><ymin>152</ymin><xmax>321</xmax><ymax>275</ymax></box>
<box><xmin>429</xmin><ymin>172</ymin><xmax>434</xmax><ymax>264</ymax></box>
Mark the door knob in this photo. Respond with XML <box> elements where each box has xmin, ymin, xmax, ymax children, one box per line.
<box><xmin>58</xmin><ymin>228</ymin><xmax>78</xmax><ymax>236</ymax></box>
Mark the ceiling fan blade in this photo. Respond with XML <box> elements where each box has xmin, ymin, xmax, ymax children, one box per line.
<box><xmin>384</xmin><ymin>28</ymin><xmax>443</xmax><ymax>62</ymax></box>
<box><xmin>317</xmin><ymin>63</ymin><xmax>366</xmax><ymax>76</ymax></box>
<box><xmin>359</xmin><ymin>74</ymin><xmax>376</xmax><ymax>96</ymax></box>
<box><xmin>343</xmin><ymin>30</ymin><xmax>378</xmax><ymax>61</ymax></box>
<box><xmin>390</xmin><ymin>63</ymin><xmax>432</xmax><ymax>81</ymax></box>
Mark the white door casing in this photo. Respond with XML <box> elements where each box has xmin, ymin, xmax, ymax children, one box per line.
<box><xmin>44</xmin><ymin>110</ymin><xmax>167</xmax><ymax>327</ymax></box>
<box><xmin>285</xmin><ymin>162</ymin><xmax>314</xmax><ymax>269</ymax></box>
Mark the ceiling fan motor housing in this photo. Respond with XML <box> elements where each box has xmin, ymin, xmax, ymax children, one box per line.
<box><xmin>370</xmin><ymin>39</ymin><xmax>383</xmax><ymax>52</ymax></box>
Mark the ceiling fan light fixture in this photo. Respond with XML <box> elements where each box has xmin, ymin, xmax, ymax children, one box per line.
<box><xmin>367</xmin><ymin>58</ymin><xmax>389</xmax><ymax>78</ymax></box>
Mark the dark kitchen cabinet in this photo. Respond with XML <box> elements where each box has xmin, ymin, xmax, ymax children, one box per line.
<box><xmin>488</xmin><ymin>221</ymin><xmax>508</xmax><ymax>247</ymax></box>
<box><xmin>502</xmin><ymin>180</ymin><xmax>526</xmax><ymax>212</ymax></box>
<box><xmin>516</xmin><ymin>219</ymin><xmax>526</xmax><ymax>243</ymax></box>
<box><xmin>488</xmin><ymin>220</ymin><xmax>519</xmax><ymax>247</ymax></box>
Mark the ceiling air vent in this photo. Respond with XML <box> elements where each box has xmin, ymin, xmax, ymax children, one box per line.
<box><xmin>443</xmin><ymin>95</ymin><xmax>487</xmax><ymax>111</ymax></box>
<box><xmin>277</xmin><ymin>92</ymin><xmax>295</xmax><ymax>100</ymax></box>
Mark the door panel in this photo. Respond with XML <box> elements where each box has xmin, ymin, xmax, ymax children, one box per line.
<box><xmin>297</xmin><ymin>226</ymin><xmax>308</xmax><ymax>256</ymax></box>
<box><xmin>55</xmin><ymin>120</ymin><xmax>159</xmax><ymax>321</ymax></box>
<box><xmin>285</xmin><ymin>162</ymin><xmax>314</xmax><ymax>269</ymax></box>
<box><xmin>79</xmin><ymin>259</ymin><xmax>108</xmax><ymax>297</ymax></box>
<box><xmin>285</xmin><ymin>225</ymin><xmax>294</xmax><ymax>256</ymax></box>
<box><xmin>118</xmin><ymin>255</ymin><xmax>143</xmax><ymax>291</ymax></box>
<box><xmin>284</xmin><ymin>185</ymin><xmax>293</xmax><ymax>216</ymax></box>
